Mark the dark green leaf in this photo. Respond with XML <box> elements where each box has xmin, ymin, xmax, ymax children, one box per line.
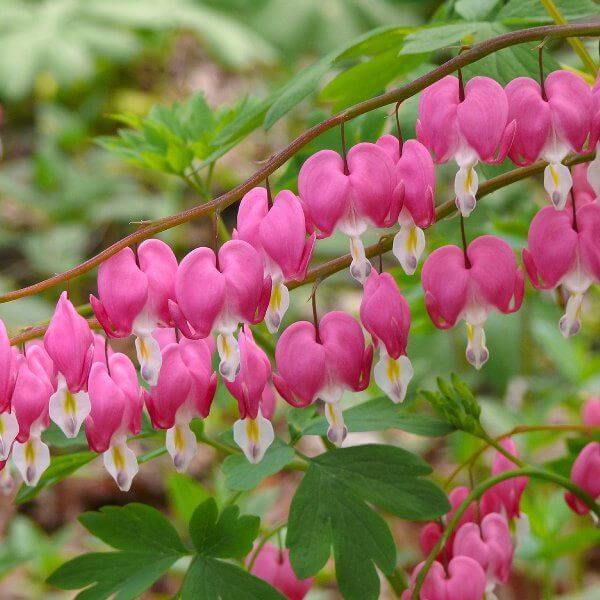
<box><xmin>303</xmin><ymin>397</ymin><xmax>455</xmax><ymax>437</ymax></box>
<box><xmin>335</xmin><ymin>26</ymin><xmax>411</xmax><ymax>61</ymax></box>
<box><xmin>181</xmin><ymin>556</ymin><xmax>285</xmax><ymax>600</ymax></box>
<box><xmin>189</xmin><ymin>498</ymin><xmax>259</xmax><ymax>559</ymax></box>
<box><xmin>167</xmin><ymin>473</ymin><xmax>210</xmax><ymax>525</ymax></box>
<box><xmin>16</xmin><ymin>451</ymin><xmax>96</xmax><ymax>504</ymax></box>
<box><xmin>287</xmin><ymin>444</ymin><xmax>448</xmax><ymax>600</ymax></box>
<box><xmin>498</xmin><ymin>0</ymin><xmax>599</xmax><ymax>24</ymax></box>
<box><xmin>455</xmin><ymin>0</ymin><xmax>501</xmax><ymax>20</ymax></box>
<box><xmin>78</xmin><ymin>503</ymin><xmax>187</xmax><ymax>555</ymax></box>
<box><xmin>222</xmin><ymin>439</ymin><xmax>296</xmax><ymax>491</ymax></box>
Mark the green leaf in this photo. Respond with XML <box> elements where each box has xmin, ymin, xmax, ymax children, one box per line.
<box><xmin>320</xmin><ymin>49</ymin><xmax>427</xmax><ymax>111</ymax></box>
<box><xmin>335</xmin><ymin>26</ymin><xmax>411</xmax><ymax>61</ymax></box>
<box><xmin>189</xmin><ymin>498</ymin><xmax>260</xmax><ymax>559</ymax></box>
<box><xmin>302</xmin><ymin>397</ymin><xmax>455</xmax><ymax>437</ymax></box>
<box><xmin>222</xmin><ymin>439</ymin><xmax>296</xmax><ymax>491</ymax></box>
<box><xmin>47</xmin><ymin>551</ymin><xmax>178</xmax><ymax>600</ymax></box>
<box><xmin>48</xmin><ymin>503</ymin><xmax>187</xmax><ymax>599</ymax></box>
<box><xmin>181</xmin><ymin>555</ymin><xmax>285</xmax><ymax>600</ymax></box>
<box><xmin>455</xmin><ymin>0</ymin><xmax>501</xmax><ymax>21</ymax></box>
<box><xmin>498</xmin><ymin>0</ymin><xmax>599</xmax><ymax>24</ymax></box>
<box><xmin>399</xmin><ymin>23</ymin><xmax>482</xmax><ymax>55</ymax></box>
<box><xmin>287</xmin><ymin>444</ymin><xmax>449</xmax><ymax>600</ymax></box>
<box><xmin>167</xmin><ymin>473</ymin><xmax>210</xmax><ymax>525</ymax></box>
<box><xmin>78</xmin><ymin>503</ymin><xmax>187</xmax><ymax>555</ymax></box>
<box><xmin>16</xmin><ymin>451</ymin><xmax>96</xmax><ymax>504</ymax></box>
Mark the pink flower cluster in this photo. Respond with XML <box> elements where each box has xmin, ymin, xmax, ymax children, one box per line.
<box><xmin>0</xmin><ymin>70</ymin><xmax>598</xmax><ymax>493</ymax></box>
<box><xmin>404</xmin><ymin>439</ymin><xmax>527</xmax><ymax>599</ymax></box>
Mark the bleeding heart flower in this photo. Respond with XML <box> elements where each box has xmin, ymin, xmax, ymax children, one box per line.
<box><xmin>85</xmin><ymin>353</ymin><xmax>143</xmax><ymax>491</ymax></box>
<box><xmin>376</xmin><ymin>134</ymin><xmax>436</xmax><ymax>274</ymax></box>
<box><xmin>419</xmin><ymin>486</ymin><xmax>477</xmax><ymax>562</ymax></box>
<box><xmin>417</xmin><ymin>75</ymin><xmax>514</xmax><ymax>217</ymax></box>
<box><xmin>422</xmin><ymin>235</ymin><xmax>524</xmax><ymax>369</ymax></box>
<box><xmin>360</xmin><ymin>270</ymin><xmax>412</xmax><ymax>403</ymax></box>
<box><xmin>145</xmin><ymin>336</ymin><xmax>217</xmax><ymax>472</ymax></box>
<box><xmin>169</xmin><ymin>240</ymin><xmax>271</xmax><ymax>382</ymax></box>
<box><xmin>226</xmin><ymin>327</ymin><xmax>274</xmax><ymax>463</ymax></box>
<box><xmin>572</xmin><ymin>163</ymin><xmax>597</xmax><ymax>207</ymax></box>
<box><xmin>11</xmin><ymin>345</ymin><xmax>56</xmax><ymax>486</ymax></box>
<box><xmin>522</xmin><ymin>203</ymin><xmax>600</xmax><ymax>337</ymax></box>
<box><xmin>588</xmin><ymin>81</ymin><xmax>600</xmax><ymax>196</ymax></box>
<box><xmin>402</xmin><ymin>556</ymin><xmax>487</xmax><ymax>600</ymax></box>
<box><xmin>582</xmin><ymin>397</ymin><xmax>600</xmax><ymax>427</ymax></box>
<box><xmin>453</xmin><ymin>512</ymin><xmax>514</xmax><ymax>590</ymax></box>
<box><xmin>90</xmin><ymin>239</ymin><xmax>178</xmax><ymax>386</ymax></box>
<box><xmin>91</xmin><ymin>333</ymin><xmax>112</xmax><ymax>366</ymax></box>
<box><xmin>234</xmin><ymin>187</ymin><xmax>316</xmax><ymax>332</ymax></box>
<box><xmin>249</xmin><ymin>543</ymin><xmax>313</xmax><ymax>600</ymax></box>
<box><xmin>0</xmin><ymin>319</ymin><xmax>20</xmax><ymax>463</ymax></box>
<box><xmin>564</xmin><ymin>442</ymin><xmax>600</xmax><ymax>515</ymax></box>
<box><xmin>44</xmin><ymin>292</ymin><xmax>94</xmax><ymax>439</ymax></box>
<box><xmin>274</xmin><ymin>311</ymin><xmax>372</xmax><ymax>446</ymax></box>
<box><xmin>506</xmin><ymin>71</ymin><xmax>592</xmax><ymax>209</ymax></box>
<box><xmin>481</xmin><ymin>439</ymin><xmax>527</xmax><ymax>520</ymax></box>
<box><xmin>298</xmin><ymin>142</ymin><xmax>400</xmax><ymax>283</ymax></box>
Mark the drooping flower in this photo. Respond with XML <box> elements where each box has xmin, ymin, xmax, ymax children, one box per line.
<box><xmin>506</xmin><ymin>71</ymin><xmax>592</xmax><ymax>209</ymax></box>
<box><xmin>481</xmin><ymin>439</ymin><xmax>527</xmax><ymax>520</ymax></box>
<box><xmin>401</xmin><ymin>556</ymin><xmax>487</xmax><ymax>600</ymax></box>
<box><xmin>44</xmin><ymin>292</ymin><xmax>94</xmax><ymax>438</ymax></box>
<box><xmin>417</xmin><ymin>75</ymin><xmax>514</xmax><ymax>217</ymax></box>
<box><xmin>234</xmin><ymin>187</ymin><xmax>316</xmax><ymax>332</ymax></box>
<box><xmin>274</xmin><ymin>311</ymin><xmax>372</xmax><ymax>446</ymax></box>
<box><xmin>453</xmin><ymin>512</ymin><xmax>514</xmax><ymax>590</ymax></box>
<box><xmin>11</xmin><ymin>345</ymin><xmax>56</xmax><ymax>486</ymax></box>
<box><xmin>588</xmin><ymin>79</ymin><xmax>600</xmax><ymax>195</ymax></box>
<box><xmin>376</xmin><ymin>134</ymin><xmax>436</xmax><ymax>274</ymax></box>
<box><xmin>422</xmin><ymin>235</ymin><xmax>524</xmax><ymax>369</ymax></box>
<box><xmin>298</xmin><ymin>142</ymin><xmax>400</xmax><ymax>283</ymax></box>
<box><xmin>85</xmin><ymin>353</ymin><xmax>143</xmax><ymax>491</ymax></box>
<box><xmin>564</xmin><ymin>442</ymin><xmax>600</xmax><ymax>515</ymax></box>
<box><xmin>360</xmin><ymin>270</ymin><xmax>412</xmax><ymax>403</ymax></box>
<box><xmin>0</xmin><ymin>319</ymin><xmax>20</xmax><ymax>462</ymax></box>
<box><xmin>145</xmin><ymin>336</ymin><xmax>217</xmax><ymax>472</ymax></box>
<box><xmin>582</xmin><ymin>397</ymin><xmax>600</xmax><ymax>427</ymax></box>
<box><xmin>90</xmin><ymin>239</ymin><xmax>178</xmax><ymax>386</ymax></box>
<box><xmin>169</xmin><ymin>240</ymin><xmax>271</xmax><ymax>382</ymax></box>
<box><xmin>248</xmin><ymin>543</ymin><xmax>313</xmax><ymax>600</ymax></box>
<box><xmin>572</xmin><ymin>163</ymin><xmax>597</xmax><ymax>207</ymax></box>
<box><xmin>522</xmin><ymin>203</ymin><xmax>600</xmax><ymax>337</ymax></box>
<box><xmin>225</xmin><ymin>327</ymin><xmax>274</xmax><ymax>463</ymax></box>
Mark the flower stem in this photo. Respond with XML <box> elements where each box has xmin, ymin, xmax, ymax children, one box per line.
<box><xmin>411</xmin><ymin>467</ymin><xmax>600</xmax><ymax>598</ymax></box>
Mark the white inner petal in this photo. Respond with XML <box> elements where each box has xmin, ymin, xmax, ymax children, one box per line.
<box><xmin>454</xmin><ymin>163</ymin><xmax>478</xmax><ymax>218</ymax></box>
<box><xmin>265</xmin><ymin>279</ymin><xmax>290</xmax><ymax>333</ymax></box>
<box><xmin>374</xmin><ymin>350</ymin><xmax>413</xmax><ymax>404</ymax></box>
<box><xmin>0</xmin><ymin>412</ymin><xmax>18</xmax><ymax>460</ymax></box>
<box><xmin>103</xmin><ymin>436</ymin><xmax>138</xmax><ymax>492</ymax></box>
<box><xmin>0</xmin><ymin>464</ymin><xmax>14</xmax><ymax>495</ymax></box>
<box><xmin>166</xmin><ymin>420</ymin><xmax>197</xmax><ymax>473</ymax></box>
<box><xmin>393</xmin><ymin>215</ymin><xmax>425</xmax><ymax>276</ymax></box>
<box><xmin>135</xmin><ymin>333</ymin><xmax>162</xmax><ymax>386</ymax></box>
<box><xmin>348</xmin><ymin>235</ymin><xmax>372</xmax><ymax>284</ymax></box>
<box><xmin>324</xmin><ymin>399</ymin><xmax>348</xmax><ymax>447</ymax></box>
<box><xmin>543</xmin><ymin>162</ymin><xmax>572</xmax><ymax>210</ymax></box>
<box><xmin>465</xmin><ymin>322</ymin><xmax>489</xmax><ymax>370</ymax></box>
<box><xmin>12</xmin><ymin>435</ymin><xmax>50</xmax><ymax>487</ymax></box>
<box><xmin>217</xmin><ymin>331</ymin><xmax>240</xmax><ymax>382</ymax></box>
<box><xmin>233</xmin><ymin>409</ymin><xmax>274</xmax><ymax>464</ymax></box>
<box><xmin>49</xmin><ymin>375</ymin><xmax>91</xmax><ymax>438</ymax></box>
<box><xmin>559</xmin><ymin>292</ymin><xmax>584</xmax><ymax>338</ymax></box>
<box><xmin>588</xmin><ymin>145</ymin><xmax>600</xmax><ymax>196</ymax></box>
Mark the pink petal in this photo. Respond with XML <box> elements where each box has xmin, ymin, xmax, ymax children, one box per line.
<box><xmin>235</xmin><ymin>187</ymin><xmax>269</xmax><ymax>253</ymax></box>
<box><xmin>565</xmin><ymin>442</ymin><xmax>600</xmax><ymax>515</ymax></box>
<box><xmin>577</xmin><ymin>202</ymin><xmax>600</xmax><ymax>281</ymax></box>
<box><xmin>0</xmin><ymin>319</ymin><xmax>19</xmax><ymax>412</ymax></box>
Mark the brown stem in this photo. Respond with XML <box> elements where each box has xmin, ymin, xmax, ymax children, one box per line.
<box><xmin>104</xmin><ymin>337</ymin><xmax>111</xmax><ymax>375</ymax></box>
<box><xmin>265</xmin><ymin>175</ymin><xmax>273</xmax><ymax>207</ymax></box>
<box><xmin>310</xmin><ymin>280</ymin><xmax>321</xmax><ymax>344</ymax></box>
<box><xmin>395</xmin><ymin>102</ymin><xmax>403</xmax><ymax>155</ymax></box>
<box><xmin>538</xmin><ymin>43</ymin><xmax>548</xmax><ymax>101</ymax></box>
<box><xmin>460</xmin><ymin>215</ymin><xmax>471</xmax><ymax>268</ymax></box>
<box><xmin>0</xmin><ymin>25</ymin><xmax>598</xmax><ymax>305</ymax></box>
<box><xmin>340</xmin><ymin>121</ymin><xmax>349</xmax><ymax>175</ymax></box>
<box><xmin>457</xmin><ymin>67</ymin><xmax>465</xmax><ymax>102</ymax></box>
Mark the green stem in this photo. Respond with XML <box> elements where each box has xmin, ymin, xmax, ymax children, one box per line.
<box><xmin>539</xmin><ymin>0</ymin><xmax>598</xmax><ymax>77</ymax></box>
<box><xmin>411</xmin><ymin>467</ymin><xmax>600</xmax><ymax>598</ymax></box>
<box><xmin>385</xmin><ymin>567</ymin><xmax>409</xmax><ymax>597</ymax></box>
<box><xmin>247</xmin><ymin>522</ymin><xmax>287</xmax><ymax>571</ymax></box>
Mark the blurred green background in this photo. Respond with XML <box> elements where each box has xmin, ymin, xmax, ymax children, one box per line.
<box><xmin>0</xmin><ymin>0</ymin><xmax>598</xmax><ymax>598</ymax></box>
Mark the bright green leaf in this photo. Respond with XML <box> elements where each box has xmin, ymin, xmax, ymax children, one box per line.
<box><xmin>222</xmin><ymin>439</ymin><xmax>296</xmax><ymax>491</ymax></box>
<box><xmin>399</xmin><ymin>23</ymin><xmax>483</xmax><ymax>55</ymax></box>
<box><xmin>498</xmin><ymin>0</ymin><xmax>599</xmax><ymax>24</ymax></box>
<box><xmin>167</xmin><ymin>473</ymin><xmax>211</xmax><ymax>525</ymax></box>
<box><xmin>455</xmin><ymin>0</ymin><xmax>501</xmax><ymax>21</ymax></box>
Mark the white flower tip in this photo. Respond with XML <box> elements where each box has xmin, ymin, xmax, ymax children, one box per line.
<box><xmin>0</xmin><ymin>412</ymin><xmax>19</xmax><ymax>461</ymax></box>
<box><xmin>0</xmin><ymin>468</ymin><xmax>14</xmax><ymax>495</ymax></box>
<box><xmin>135</xmin><ymin>334</ymin><xmax>162</xmax><ymax>386</ymax></box>
<box><xmin>12</xmin><ymin>437</ymin><xmax>50</xmax><ymax>487</ymax></box>
<box><xmin>265</xmin><ymin>281</ymin><xmax>290</xmax><ymax>333</ymax></box>
<box><xmin>349</xmin><ymin>236</ymin><xmax>371</xmax><ymax>284</ymax></box>
<box><xmin>233</xmin><ymin>411</ymin><xmax>274</xmax><ymax>464</ymax></box>
<box><xmin>166</xmin><ymin>422</ymin><xmax>197</xmax><ymax>473</ymax></box>
<box><xmin>544</xmin><ymin>163</ymin><xmax>571</xmax><ymax>211</ymax></box>
<box><xmin>559</xmin><ymin>293</ymin><xmax>584</xmax><ymax>338</ymax></box>
<box><xmin>466</xmin><ymin>323</ymin><xmax>489</xmax><ymax>370</ymax></box>
<box><xmin>49</xmin><ymin>383</ymin><xmax>91</xmax><ymax>439</ymax></box>
<box><xmin>103</xmin><ymin>441</ymin><xmax>138</xmax><ymax>492</ymax></box>
<box><xmin>217</xmin><ymin>333</ymin><xmax>240</xmax><ymax>382</ymax></box>
<box><xmin>393</xmin><ymin>224</ymin><xmax>425</xmax><ymax>276</ymax></box>
<box><xmin>327</xmin><ymin>424</ymin><xmax>348</xmax><ymax>447</ymax></box>
<box><xmin>455</xmin><ymin>165</ymin><xmax>478</xmax><ymax>218</ymax></box>
<box><xmin>374</xmin><ymin>353</ymin><xmax>413</xmax><ymax>404</ymax></box>
<box><xmin>324</xmin><ymin>401</ymin><xmax>347</xmax><ymax>447</ymax></box>
<box><xmin>456</xmin><ymin>195</ymin><xmax>476</xmax><ymax>218</ymax></box>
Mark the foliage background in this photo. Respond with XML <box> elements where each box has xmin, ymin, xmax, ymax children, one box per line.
<box><xmin>0</xmin><ymin>0</ymin><xmax>598</xmax><ymax>598</ymax></box>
